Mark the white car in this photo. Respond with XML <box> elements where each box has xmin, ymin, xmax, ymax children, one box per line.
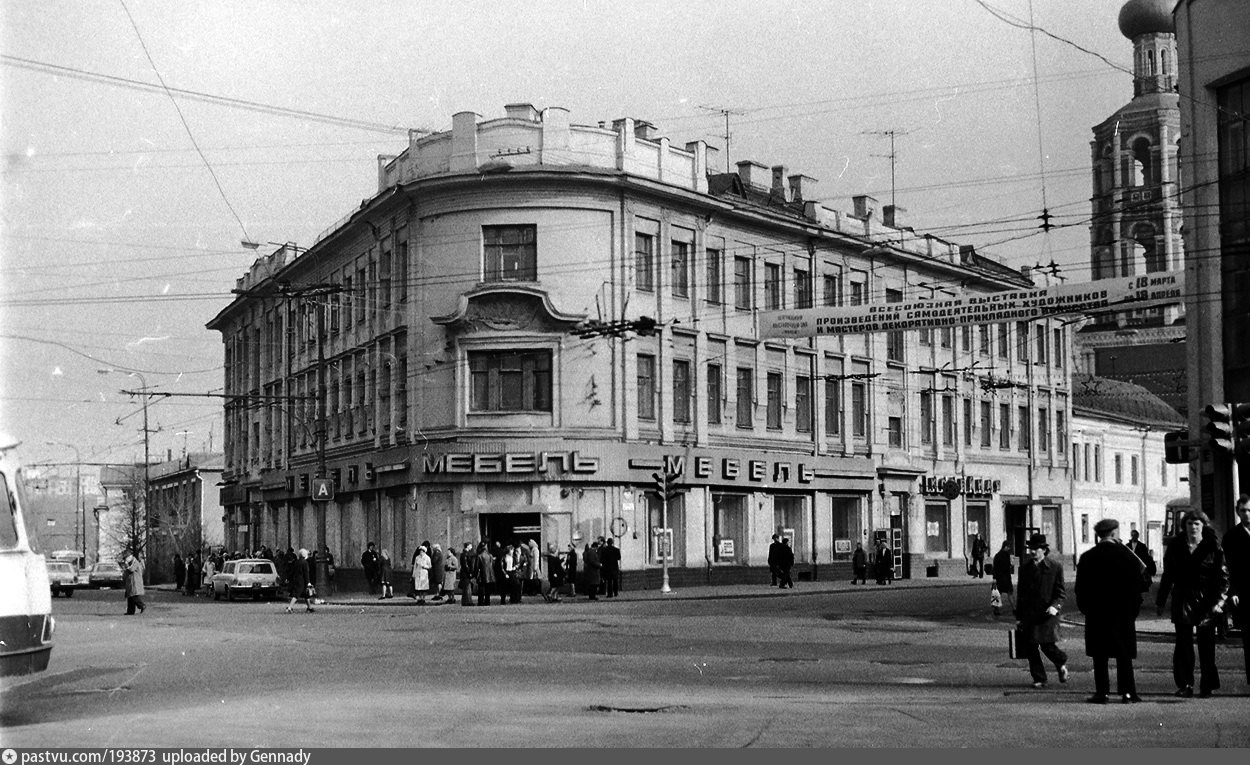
<box><xmin>46</xmin><ymin>561</ymin><xmax>79</xmax><ymax>597</ymax></box>
<box><xmin>209</xmin><ymin>559</ymin><xmax>280</xmax><ymax>601</ymax></box>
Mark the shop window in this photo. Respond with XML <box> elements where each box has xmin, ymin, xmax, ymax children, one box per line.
<box><xmin>925</xmin><ymin>502</ymin><xmax>950</xmax><ymax>554</ymax></box>
<box><xmin>829</xmin><ymin>495</ymin><xmax>861</xmax><ymax>561</ymax></box>
<box><xmin>774</xmin><ymin>496</ymin><xmax>808</xmax><ymax>562</ymax></box>
<box><xmin>646</xmin><ymin>492</ymin><xmax>685</xmax><ymax>566</ymax></box>
<box><xmin>469</xmin><ymin>349</ymin><xmax>552</xmax><ymax>412</ymax></box>
<box><xmin>712</xmin><ymin>493</ymin><xmax>747</xmax><ymax>563</ymax></box>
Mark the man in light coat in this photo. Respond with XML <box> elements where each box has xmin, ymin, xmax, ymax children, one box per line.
<box><xmin>122</xmin><ymin>553</ymin><xmax>146</xmax><ymax>615</ymax></box>
<box><xmin>1015</xmin><ymin>533</ymin><xmax>1069</xmax><ymax>689</ymax></box>
<box><xmin>1075</xmin><ymin>519</ymin><xmax>1143</xmax><ymax>703</ymax></box>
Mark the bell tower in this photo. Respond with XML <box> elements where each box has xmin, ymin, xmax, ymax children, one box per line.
<box><xmin>1075</xmin><ymin>0</ymin><xmax>1186</xmax><ymax>414</ymax></box>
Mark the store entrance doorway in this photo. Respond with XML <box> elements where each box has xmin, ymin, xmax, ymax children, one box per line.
<box><xmin>479</xmin><ymin>512</ymin><xmax>543</xmax><ymax>551</ymax></box>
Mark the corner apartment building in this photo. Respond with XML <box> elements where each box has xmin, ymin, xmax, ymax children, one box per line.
<box><xmin>208</xmin><ymin>104</ymin><xmax>1072</xmax><ymax>587</ymax></box>
<box><xmin>1175</xmin><ymin>0</ymin><xmax>1250</xmax><ymax>530</ymax></box>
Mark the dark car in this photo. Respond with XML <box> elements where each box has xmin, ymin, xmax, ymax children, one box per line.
<box><xmin>47</xmin><ymin>561</ymin><xmax>79</xmax><ymax>597</ymax></box>
<box><xmin>88</xmin><ymin>561</ymin><xmax>124</xmax><ymax>588</ymax></box>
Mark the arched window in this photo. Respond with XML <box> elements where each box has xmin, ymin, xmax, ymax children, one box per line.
<box><xmin>1100</xmin><ymin>144</ymin><xmax>1115</xmax><ymax>193</ymax></box>
<box><xmin>1093</xmin><ymin>247</ymin><xmax>1115</xmax><ymax>280</ymax></box>
<box><xmin>1130</xmin><ymin>222</ymin><xmax>1163</xmax><ymax>274</ymax></box>
<box><xmin>1161</xmin><ymin>49</ymin><xmax>1170</xmax><ymax>76</ymax></box>
<box><xmin>1148</xmin><ymin>50</ymin><xmax>1156</xmax><ymax>76</ymax></box>
<box><xmin>1131</xmin><ymin>137</ymin><xmax>1153</xmax><ymax>187</ymax></box>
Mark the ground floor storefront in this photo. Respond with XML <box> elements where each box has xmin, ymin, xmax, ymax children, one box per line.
<box><xmin>217</xmin><ymin>440</ymin><xmax>1073</xmax><ymax>588</ymax></box>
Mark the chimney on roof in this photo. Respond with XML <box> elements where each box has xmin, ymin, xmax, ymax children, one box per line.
<box><xmin>634</xmin><ymin>121</ymin><xmax>658</xmax><ymax>141</ymax></box>
<box><xmin>504</xmin><ymin>103</ymin><xmax>540</xmax><ymax>121</ymax></box>
<box><xmin>737</xmin><ymin>160</ymin><xmax>769</xmax><ymax>189</ymax></box>
<box><xmin>852</xmin><ymin>194</ymin><xmax>879</xmax><ymax>220</ymax></box>
<box><xmin>771</xmin><ymin>165</ymin><xmax>789</xmax><ymax>202</ymax></box>
<box><xmin>883</xmin><ymin>204</ymin><xmax>905</xmax><ymax>228</ymax></box>
<box><xmin>789</xmin><ymin>174</ymin><xmax>818</xmax><ymax>203</ymax></box>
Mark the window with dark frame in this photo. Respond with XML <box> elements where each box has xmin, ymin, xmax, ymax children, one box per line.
<box><xmin>706</xmin><ymin>248</ymin><xmax>722</xmax><ymax>304</ymax></box>
<box><xmin>707</xmin><ymin>362</ymin><xmax>722</xmax><ymax>424</ymax></box>
<box><xmin>673</xmin><ymin>359</ymin><xmax>691</xmax><ymax>423</ymax></box>
<box><xmin>672</xmin><ymin>241</ymin><xmax>690</xmax><ymax>298</ymax></box>
<box><xmin>824</xmin><ymin>377</ymin><xmax>841</xmax><ymax>435</ymax></box>
<box><xmin>794</xmin><ymin>268</ymin><xmax>812</xmax><ymax>309</ymax></box>
<box><xmin>483</xmin><ymin>225</ymin><xmax>537</xmax><ymax>282</ymax></box>
<box><xmin>764</xmin><ymin>263</ymin><xmax>782</xmax><ymax>310</ymax></box>
<box><xmin>736</xmin><ymin>367</ymin><xmax>753</xmax><ymax>428</ymax></box>
<box><xmin>637</xmin><ymin>354</ymin><xmax>657</xmax><ymax>420</ymax></box>
<box><xmin>635</xmin><ymin>233</ymin><xmax>655</xmax><ymax>292</ymax></box>
<box><xmin>766</xmin><ymin>372</ymin><xmax>783</xmax><ymax>429</ymax></box>
<box><xmin>734</xmin><ymin>257</ymin><xmax>751</xmax><ymax>309</ymax></box>
<box><xmin>795</xmin><ymin>375</ymin><xmax>812</xmax><ymax>433</ymax></box>
<box><xmin>469</xmin><ymin>349</ymin><xmax>553</xmax><ymax>413</ymax></box>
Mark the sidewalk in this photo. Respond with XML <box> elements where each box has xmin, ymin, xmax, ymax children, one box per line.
<box><xmin>242</xmin><ymin>576</ymin><xmax>1179</xmax><ymax>637</ymax></box>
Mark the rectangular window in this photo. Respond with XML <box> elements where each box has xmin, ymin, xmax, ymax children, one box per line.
<box><xmin>1131</xmin><ymin>454</ymin><xmax>1140</xmax><ymax>485</ymax></box>
<box><xmin>824</xmin><ymin>377</ymin><xmax>841</xmax><ymax>435</ymax></box>
<box><xmin>483</xmin><ymin>225</ymin><xmax>537</xmax><ymax>282</ymax></box>
<box><xmin>736</xmin><ymin>367</ymin><xmax>753</xmax><ymax>428</ymax></box>
<box><xmin>963</xmin><ymin>398</ymin><xmax>973</xmax><ymax>447</ymax></box>
<box><xmin>712</xmin><ymin>494</ymin><xmax>746</xmax><ymax>563</ymax></box>
<box><xmin>940</xmin><ymin>327</ymin><xmax>953</xmax><ymax>349</ymax></box>
<box><xmin>1038</xmin><ymin>407</ymin><xmax>1050</xmax><ymax>453</ymax></box>
<box><xmin>997</xmin><ymin>323</ymin><xmax>1009</xmax><ymax>359</ymax></box>
<box><xmin>1053</xmin><ymin>328</ymin><xmax>1064</xmax><ymax>368</ymax></box>
<box><xmin>920</xmin><ymin>391</ymin><xmax>934</xmax><ymax>445</ymax></box>
<box><xmin>1115</xmin><ymin>453</ymin><xmax>1123</xmax><ymax>484</ymax></box>
<box><xmin>980</xmin><ymin>401</ymin><xmax>992</xmax><ymax>447</ymax></box>
<box><xmin>671</xmin><ymin>241</ymin><xmax>690</xmax><ymax>298</ymax></box>
<box><xmin>885</xmin><ymin>288</ymin><xmax>904</xmax><ymax>363</ymax></box>
<box><xmin>823</xmin><ymin>274</ymin><xmax>842</xmax><ymax>306</ymax></box>
<box><xmin>920</xmin><ymin>327</ymin><xmax>932</xmax><ymax>346</ymax></box>
<box><xmin>706</xmin><ymin>248</ymin><xmax>722</xmax><ymax>304</ymax></box>
<box><xmin>1016</xmin><ymin>321</ymin><xmax>1030</xmax><ymax>362</ymax></box>
<box><xmin>734</xmin><ymin>257</ymin><xmax>751</xmax><ymax>309</ymax></box>
<box><xmin>942</xmin><ymin>395</ymin><xmax>955</xmax><ymax>446</ymax></box>
<box><xmin>1081</xmin><ymin>514</ymin><xmax>1090</xmax><ymax>544</ymax></box>
<box><xmin>766</xmin><ymin>372</ymin><xmax>783</xmax><ymax>429</ymax></box>
<box><xmin>979</xmin><ymin>324</ymin><xmax>991</xmax><ymax>355</ymax></box>
<box><xmin>396</xmin><ymin>236</ymin><xmax>409</xmax><ymax>304</ymax></box>
<box><xmin>764</xmin><ymin>263</ymin><xmax>782</xmax><ymax>310</ymax></box>
<box><xmin>1095</xmin><ymin>444</ymin><xmax>1103</xmax><ymax>482</ymax></box>
<box><xmin>1056</xmin><ymin>409</ymin><xmax>1067</xmax><ymax>455</ymax></box>
<box><xmin>794</xmin><ymin>268</ymin><xmax>812</xmax><ymax>309</ymax></box>
<box><xmin>849</xmin><ymin>280</ymin><xmax>865</xmax><ymax>306</ymax></box>
<box><xmin>468</xmin><ymin>349</ymin><xmax>551</xmax><ymax>412</ymax></box>
<box><xmin>707</xmin><ymin>363</ymin><xmax>722</xmax><ymax>424</ymax></box>
<box><xmin>637</xmin><ymin>354</ymin><xmax>656</xmax><ymax>420</ymax></box>
<box><xmin>851</xmin><ymin>380</ymin><xmax>867</xmax><ymax>438</ymax></box>
<box><xmin>1161</xmin><ymin>458</ymin><xmax>1168</xmax><ymax>487</ymax></box>
<box><xmin>635</xmin><ymin>233</ymin><xmax>655</xmax><ymax>292</ymax></box>
<box><xmin>1017</xmin><ymin>405</ymin><xmax>1030</xmax><ymax>450</ymax></box>
<box><xmin>961</xmin><ymin>325</ymin><xmax>972</xmax><ymax>352</ymax></box>
<box><xmin>1000</xmin><ymin>403</ymin><xmax>1011</xmax><ymax>449</ymax></box>
<box><xmin>379</xmin><ymin>244</ymin><xmax>392</xmax><ymax>309</ymax></box>
<box><xmin>1035</xmin><ymin>324</ymin><xmax>1048</xmax><ymax>364</ymax></box>
<box><xmin>887</xmin><ymin>416</ymin><xmax>903</xmax><ymax>448</ymax></box>
<box><xmin>795</xmin><ymin>375</ymin><xmax>812</xmax><ymax>433</ymax></box>
<box><xmin>673</xmin><ymin>359</ymin><xmax>691</xmax><ymax>423</ymax></box>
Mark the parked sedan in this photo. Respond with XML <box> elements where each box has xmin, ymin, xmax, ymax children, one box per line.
<box><xmin>88</xmin><ymin>561</ymin><xmax>124</xmax><ymax>588</ymax></box>
<box><xmin>210</xmin><ymin>559</ymin><xmax>280</xmax><ymax>601</ymax></box>
<box><xmin>47</xmin><ymin>561</ymin><xmax>79</xmax><ymax>597</ymax></box>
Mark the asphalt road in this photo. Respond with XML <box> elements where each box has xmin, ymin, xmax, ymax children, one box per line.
<box><xmin>4</xmin><ymin>580</ymin><xmax>1248</xmax><ymax>748</ymax></box>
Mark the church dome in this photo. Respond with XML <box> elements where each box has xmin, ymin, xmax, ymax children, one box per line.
<box><xmin>1118</xmin><ymin>0</ymin><xmax>1176</xmax><ymax>39</ymax></box>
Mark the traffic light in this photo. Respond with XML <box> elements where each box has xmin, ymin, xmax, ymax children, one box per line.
<box><xmin>1235</xmin><ymin>403</ymin><xmax>1250</xmax><ymax>454</ymax></box>
<box><xmin>1203</xmin><ymin>403</ymin><xmax>1236</xmax><ymax>455</ymax></box>
<box><xmin>1164</xmin><ymin>430</ymin><xmax>1191</xmax><ymax>464</ymax></box>
<box><xmin>652</xmin><ymin>470</ymin><xmax>685</xmax><ymax>502</ymax></box>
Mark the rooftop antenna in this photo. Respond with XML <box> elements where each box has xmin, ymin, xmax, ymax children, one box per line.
<box><xmin>862</xmin><ymin>129</ymin><xmax>910</xmax><ymax>211</ymax></box>
<box><xmin>697</xmin><ymin>105</ymin><xmax>746</xmax><ymax>172</ymax></box>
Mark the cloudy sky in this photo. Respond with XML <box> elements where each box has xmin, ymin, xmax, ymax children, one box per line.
<box><xmin>1</xmin><ymin>0</ymin><xmax>1141</xmax><ymax>468</ymax></box>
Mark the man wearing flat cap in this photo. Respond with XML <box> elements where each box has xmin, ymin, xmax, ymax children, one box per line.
<box><xmin>1076</xmin><ymin>518</ymin><xmax>1145</xmax><ymax>703</ymax></box>
<box><xmin>1015</xmin><ymin>533</ymin><xmax>1069</xmax><ymax>688</ymax></box>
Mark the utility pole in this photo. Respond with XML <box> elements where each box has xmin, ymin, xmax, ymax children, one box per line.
<box><xmin>100</xmin><ymin>368</ymin><xmax>156</xmax><ymax>583</ymax></box>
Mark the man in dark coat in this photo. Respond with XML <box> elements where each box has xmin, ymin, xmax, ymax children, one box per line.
<box><xmin>285</xmin><ymin>548</ymin><xmax>315</xmax><ymax>613</ymax></box>
<box><xmin>600</xmin><ymin>538</ymin><xmax>622</xmax><ymax>598</ymax></box>
<box><xmin>474</xmin><ymin>543</ymin><xmax>495</xmax><ymax>607</ymax></box>
<box><xmin>777</xmin><ymin>537</ymin><xmax>796</xmax><ymax>589</ymax></box>
<box><xmin>1076</xmin><ymin>519</ymin><xmax>1144</xmax><ymax>703</ymax></box>
<box><xmin>582</xmin><ymin>541</ymin><xmax>601</xmax><ymax>600</ymax></box>
<box><xmin>767</xmin><ymin>534</ymin><xmax>782</xmax><ymax>586</ymax></box>
<box><xmin>1222</xmin><ymin>494</ymin><xmax>1250</xmax><ymax>683</ymax></box>
<box><xmin>1125</xmin><ymin>529</ymin><xmax>1156</xmax><ymax>592</ymax></box>
<box><xmin>992</xmin><ymin>541</ymin><xmax>1015</xmax><ymax>616</ymax></box>
<box><xmin>173</xmin><ymin>553</ymin><xmax>186</xmax><ymax>590</ymax></box>
<box><xmin>970</xmin><ymin>534</ymin><xmax>988</xmax><ymax>578</ymax></box>
<box><xmin>874</xmin><ymin>539</ymin><xmax>894</xmax><ymax>585</ymax></box>
<box><xmin>1158</xmin><ymin>510</ymin><xmax>1230</xmax><ymax>696</ymax></box>
<box><xmin>851</xmin><ymin>543</ymin><xmax>868</xmax><ymax>585</ymax></box>
<box><xmin>361</xmin><ymin>542</ymin><xmax>380</xmax><ymax>595</ymax></box>
<box><xmin>1015</xmin><ymin>533</ymin><xmax>1069</xmax><ymax>688</ymax></box>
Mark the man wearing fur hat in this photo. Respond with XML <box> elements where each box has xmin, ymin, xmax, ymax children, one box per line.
<box><xmin>1015</xmin><ymin>533</ymin><xmax>1069</xmax><ymax>689</ymax></box>
<box><xmin>1076</xmin><ymin>519</ymin><xmax>1144</xmax><ymax>703</ymax></box>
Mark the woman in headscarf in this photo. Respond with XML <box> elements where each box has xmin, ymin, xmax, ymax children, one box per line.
<box><xmin>411</xmin><ymin>544</ymin><xmax>432</xmax><ymax>605</ymax></box>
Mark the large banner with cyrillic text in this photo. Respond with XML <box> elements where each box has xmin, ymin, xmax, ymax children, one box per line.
<box><xmin>758</xmin><ymin>272</ymin><xmax>1183</xmax><ymax>338</ymax></box>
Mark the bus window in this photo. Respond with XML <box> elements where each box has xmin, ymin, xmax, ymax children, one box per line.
<box><xmin>0</xmin><ymin>472</ymin><xmax>19</xmax><ymax>549</ymax></box>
